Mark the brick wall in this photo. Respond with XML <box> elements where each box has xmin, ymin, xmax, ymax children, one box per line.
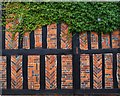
<box><xmin>0</xmin><ymin>23</ymin><xmax>120</xmax><ymax>95</ymax></box>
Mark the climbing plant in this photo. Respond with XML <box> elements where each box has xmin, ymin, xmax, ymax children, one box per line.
<box><xmin>2</xmin><ymin>2</ymin><xmax>120</xmax><ymax>36</ymax></box>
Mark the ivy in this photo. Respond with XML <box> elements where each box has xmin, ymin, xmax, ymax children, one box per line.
<box><xmin>3</xmin><ymin>2</ymin><xmax>120</xmax><ymax>35</ymax></box>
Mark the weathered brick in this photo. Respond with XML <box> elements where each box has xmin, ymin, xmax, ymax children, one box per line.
<box><xmin>102</xmin><ymin>33</ymin><xmax>110</xmax><ymax>49</ymax></box>
<box><xmin>93</xmin><ymin>54</ymin><xmax>102</xmax><ymax>89</ymax></box>
<box><xmin>61</xmin><ymin>23</ymin><xmax>72</xmax><ymax>49</ymax></box>
<box><xmin>34</xmin><ymin>28</ymin><xmax>42</xmax><ymax>48</ymax></box>
<box><xmin>61</xmin><ymin>55</ymin><xmax>72</xmax><ymax>89</ymax></box>
<box><xmin>112</xmin><ymin>31</ymin><xmax>120</xmax><ymax>48</ymax></box>
<box><xmin>28</xmin><ymin>55</ymin><xmax>40</xmax><ymax>90</ymax></box>
<box><xmin>79</xmin><ymin>32</ymin><xmax>88</xmax><ymax>50</ymax></box>
<box><xmin>105</xmin><ymin>53</ymin><xmax>113</xmax><ymax>89</ymax></box>
<box><xmin>47</xmin><ymin>24</ymin><xmax>57</xmax><ymax>49</ymax></box>
<box><xmin>11</xmin><ymin>55</ymin><xmax>23</xmax><ymax>89</ymax></box>
<box><xmin>91</xmin><ymin>32</ymin><xmax>98</xmax><ymax>49</ymax></box>
<box><xmin>80</xmin><ymin>54</ymin><xmax>90</xmax><ymax>89</ymax></box>
<box><xmin>23</xmin><ymin>32</ymin><xmax>30</xmax><ymax>49</ymax></box>
<box><xmin>0</xmin><ymin>56</ymin><xmax>6</xmax><ymax>89</ymax></box>
<box><xmin>45</xmin><ymin>55</ymin><xmax>57</xmax><ymax>89</ymax></box>
<box><xmin>5</xmin><ymin>32</ymin><xmax>19</xmax><ymax>49</ymax></box>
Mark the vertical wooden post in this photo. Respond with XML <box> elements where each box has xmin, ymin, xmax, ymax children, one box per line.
<box><xmin>40</xmin><ymin>25</ymin><xmax>47</xmax><ymax>89</ymax></box>
<box><xmin>72</xmin><ymin>32</ymin><xmax>80</xmax><ymax>90</ymax></box>
<box><xmin>113</xmin><ymin>53</ymin><xmax>118</xmax><ymax>88</ymax></box>
<box><xmin>30</xmin><ymin>31</ymin><xmax>35</xmax><ymax>49</ymax></box>
<box><xmin>6</xmin><ymin>55</ymin><xmax>11</xmax><ymax>89</ymax></box>
<box><xmin>57</xmin><ymin>23</ymin><xmax>61</xmax><ymax>89</ymax></box>
<box><xmin>87</xmin><ymin>31</ymin><xmax>93</xmax><ymax>89</ymax></box>
<box><xmin>22</xmin><ymin>55</ymin><xmax>28</xmax><ymax>89</ymax></box>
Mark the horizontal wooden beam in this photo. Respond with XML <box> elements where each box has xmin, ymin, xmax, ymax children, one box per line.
<box><xmin>2</xmin><ymin>49</ymin><xmax>72</xmax><ymax>55</ymax></box>
<box><xmin>2</xmin><ymin>48</ymin><xmax>119</xmax><ymax>56</ymax></box>
<box><xmin>80</xmin><ymin>48</ymin><xmax>120</xmax><ymax>54</ymax></box>
<box><xmin>2</xmin><ymin>89</ymin><xmax>120</xmax><ymax>95</ymax></box>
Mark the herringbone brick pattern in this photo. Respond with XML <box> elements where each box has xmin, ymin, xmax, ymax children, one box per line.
<box><xmin>5</xmin><ymin>32</ymin><xmax>19</xmax><ymax>49</ymax></box>
<box><xmin>105</xmin><ymin>53</ymin><xmax>113</xmax><ymax>89</ymax></box>
<box><xmin>45</xmin><ymin>55</ymin><xmax>57</xmax><ymax>89</ymax></box>
<box><xmin>11</xmin><ymin>55</ymin><xmax>23</xmax><ymax>89</ymax></box>
<box><xmin>61</xmin><ymin>23</ymin><xmax>72</xmax><ymax>49</ymax></box>
<box><xmin>5</xmin><ymin>21</ymin><xmax>19</xmax><ymax>49</ymax></box>
<box><xmin>93</xmin><ymin>54</ymin><xmax>102</xmax><ymax>89</ymax></box>
<box><xmin>28</xmin><ymin>55</ymin><xmax>40</xmax><ymax>90</ymax></box>
<box><xmin>61</xmin><ymin>55</ymin><xmax>72</xmax><ymax>89</ymax></box>
<box><xmin>0</xmin><ymin>56</ymin><xmax>6</xmax><ymax>89</ymax></box>
<box><xmin>80</xmin><ymin>54</ymin><xmax>90</xmax><ymax>89</ymax></box>
<box><xmin>79</xmin><ymin>32</ymin><xmax>88</xmax><ymax>50</ymax></box>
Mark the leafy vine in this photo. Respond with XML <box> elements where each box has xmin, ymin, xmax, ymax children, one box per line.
<box><xmin>3</xmin><ymin>2</ymin><xmax>120</xmax><ymax>36</ymax></box>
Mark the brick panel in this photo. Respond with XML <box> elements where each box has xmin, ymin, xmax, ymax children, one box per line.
<box><xmin>105</xmin><ymin>53</ymin><xmax>113</xmax><ymax>89</ymax></box>
<box><xmin>11</xmin><ymin>55</ymin><xmax>23</xmax><ymax>89</ymax></box>
<box><xmin>91</xmin><ymin>32</ymin><xmax>98</xmax><ymax>49</ymax></box>
<box><xmin>0</xmin><ymin>56</ymin><xmax>6</xmax><ymax>89</ymax></box>
<box><xmin>61</xmin><ymin>23</ymin><xmax>72</xmax><ymax>49</ymax></box>
<box><xmin>80</xmin><ymin>54</ymin><xmax>90</xmax><ymax>89</ymax></box>
<box><xmin>93</xmin><ymin>54</ymin><xmax>102</xmax><ymax>89</ymax></box>
<box><xmin>45</xmin><ymin>55</ymin><xmax>57</xmax><ymax>89</ymax></box>
<box><xmin>5</xmin><ymin>22</ymin><xmax>13</xmax><ymax>48</ymax></box>
<box><xmin>102</xmin><ymin>34</ymin><xmax>110</xmax><ymax>49</ymax></box>
<box><xmin>47</xmin><ymin>24</ymin><xmax>57</xmax><ymax>49</ymax></box>
<box><xmin>28</xmin><ymin>55</ymin><xmax>40</xmax><ymax>90</ymax></box>
<box><xmin>79</xmin><ymin>32</ymin><xmax>88</xmax><ymax>50</ymax></box>
<box><xmin>5</xmin><ymin>32</ymin><xmax>19</xmax><ymax>49</ymax></box>
<box><xmin>117</xmin><ymin>53</ymin><xmax>120</xmax><ymax>88</ymax></box>
<box><xmin>61</xmin><ymin>55</ymin><xmax>72</xmax><ymax>89</ymax></box>
<box><xmin>23</xmin><ymin>32</ymin><xmax>30</xmax><ymax>49</ymax></box>
<box><xmin>34</xmin><ymin>28</ymin><xmax>42</xmax><ymax>48</ymax></box>
<box><xmin>112</xmin><ymin>31</ymin><xmax>120</xmax><ymax>48</ymax></box>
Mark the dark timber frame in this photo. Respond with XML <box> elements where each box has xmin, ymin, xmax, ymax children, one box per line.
<box><xmin>1</xmin><ymin>4</ymin><xmax>120</xmax><ymax>95</ymax></box>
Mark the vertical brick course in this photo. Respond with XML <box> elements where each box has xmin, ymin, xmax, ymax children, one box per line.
<box><xmin>28</xmin><ymin>55</ymin><xmax>40</xmax><ymax>90</ymax></box>
<box><xmin>80</xmin><ymin>54</ymin><xmax>90</xmax><ymax>89</ymax></box>
<box><xmin>112</xmin><ymin>31</ymin><xmax>120</xmax><ymax>48</ymax></box>
<box><xmin>23</xmin><ymin>32</ymin><xmax>30</xmax><ymax>49</ymax></box>
<box><xmin>47</xmin><ymin>24</ymin><xmax>57</xmax><ymax>49</ymax></box>
<box><xmin>0</xmin><ymin>56</ymin><xmax>6</xmax><ymax>89</ymax></box>
<box><xmin>61</xmin><ymin>55</ymin><xmax>72</xmax><ymax>89</ymax></box>
<box><xmin>102</xmin><ymin>34</ymin><xmax>110</xmax><ymax>49</ymax></box>
<box><xmin>91</xmin><ymin>32</ymin><xmax>98</xmax><ymax>49</ymax></box>
<box><xmin>105</xmin><ymin>53</ymin><xmax>113</xmax><ymax>89</ymax></box>
<box><xmin>34</xmin><ymin>28</ymin><xmax>42</xmax><ymax>48</ymax></box>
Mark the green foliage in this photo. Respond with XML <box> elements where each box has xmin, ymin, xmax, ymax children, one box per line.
<box><xmin>3</xmin><ymin>2</ymin><xmax>120</xmax><ymax>35</ymax></box>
